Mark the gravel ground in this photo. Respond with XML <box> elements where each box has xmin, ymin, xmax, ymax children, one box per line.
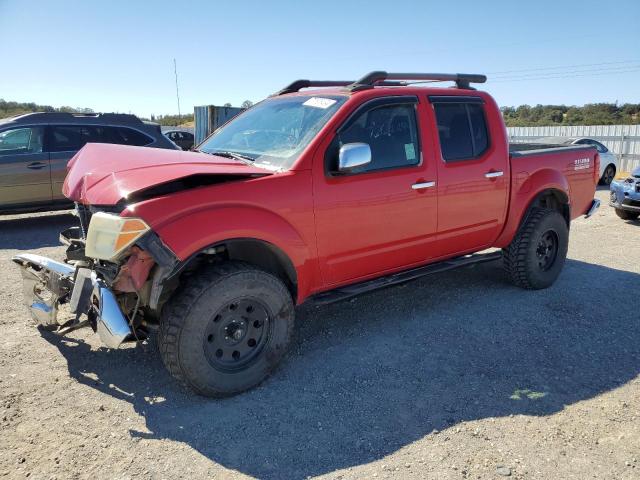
<box><xmin>1</xmin><ymin>187</ymin><xmax>639</xmax><ymax>480</ymax></box>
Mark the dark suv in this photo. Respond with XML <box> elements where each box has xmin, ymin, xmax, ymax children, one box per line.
<box><xmin>0</xmin><ymin>112</ymin><xmax>178</xmax><ymax>214</ymax></box>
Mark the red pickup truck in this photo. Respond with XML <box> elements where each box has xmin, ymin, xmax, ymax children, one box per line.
<box><xmin>13</xmin><ymin>72</ymin><xmax>600</xmax><ymax>397</ymax></box>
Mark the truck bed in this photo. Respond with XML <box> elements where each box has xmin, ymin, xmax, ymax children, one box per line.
<box><xmin>509</xmin><ymin>142</ymin><xmax>591</xmax><ymax>154</ymax></box>
<box><xmin>508</xmin><ymin>143</ymin><xmax>597</xmax><ymax>220</ymax></box>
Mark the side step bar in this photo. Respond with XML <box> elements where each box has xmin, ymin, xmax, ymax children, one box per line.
<box><xmin>311</xmin><ymin>251</ymin><xmax>503</xmax><ymax>305</ymax></box>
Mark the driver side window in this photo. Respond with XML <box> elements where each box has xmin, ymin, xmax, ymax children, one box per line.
<box><xmin>328</xmin><ymin>100</ymin><xmax>420</xmax><ymax>174</ymax></box>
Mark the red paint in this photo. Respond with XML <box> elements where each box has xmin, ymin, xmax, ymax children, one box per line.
<box><xmin>63</xmin><ymin>86</ymin><xmax>598</xmax><ymax>305</ymax></box>
<box><xmin>63</xmin><ymin>143</ymin><xmax>271</xmax><ymax>205</ymax></box>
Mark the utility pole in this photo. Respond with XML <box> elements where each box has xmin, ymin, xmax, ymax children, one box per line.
<box><xmin>174</xmin><ymin>58</ymin><xmax>181</xmax><ymax>124</ymax></box>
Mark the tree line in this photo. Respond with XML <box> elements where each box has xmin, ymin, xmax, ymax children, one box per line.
<box><xmin>3</xmin><ymin>98</ymin><xmax>638</xmax><ymax>127</ymax></box>
<box><xmin>501</xmin><ymin>103</ymin><xmax>640</xmax><ymax>127</ymax></box>
<box><xmin>0</xmin><ymin>99</ymin><xmax>94</xmax><ymax>118</ymax></box>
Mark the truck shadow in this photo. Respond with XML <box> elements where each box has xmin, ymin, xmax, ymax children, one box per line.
<box><xmin>42</xmin><ymin>259</ymin><xmax>640</xmax><ymax>479</ymax></box>
<box><xmin>0</xmin><ymin>212</ymin><xmax>76</xmax><ymax>250</ymax></box>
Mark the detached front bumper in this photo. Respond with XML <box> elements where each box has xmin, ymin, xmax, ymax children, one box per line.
<box><xmin>12</xmin><ymin>253</ymin><xmax>134</xmax><ymax>348</ymax></box>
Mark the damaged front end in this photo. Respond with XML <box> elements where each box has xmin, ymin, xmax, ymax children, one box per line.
<box><xmin>12</xmin><ymin>207</ymin><xmax>178</xmax><ymax>349</ymax></box>
<box><xmin>12</xmin><ymin>252</ymin><xmax>134</xmax><ymax>348</ymax></box>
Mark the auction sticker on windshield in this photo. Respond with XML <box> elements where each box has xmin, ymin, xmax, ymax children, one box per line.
<box><xmin>303</xmin><ymin>97</ymin><xmax>337</xmax><ymax>109</ymax></box>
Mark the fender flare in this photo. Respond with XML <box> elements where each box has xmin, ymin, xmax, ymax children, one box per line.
<box><xmin>494</xmin><ymin>168</ymin><xmax>570</xmax><ymax>248</ymax></box>
<box><xmin>152</xmin><ymin>205</ymin><xmax>317</xmax><ymax>303</ymax></box>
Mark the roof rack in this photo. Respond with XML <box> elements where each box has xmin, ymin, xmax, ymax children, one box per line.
<box><xmin>274</xmin><ymin>71</ymin><xmax>487</xmax><ymax>95</ymax></box>
<box><xmin>10</xmin><ymin>112</ymin><xmax>143</xmax><ymax>124</ymax></box>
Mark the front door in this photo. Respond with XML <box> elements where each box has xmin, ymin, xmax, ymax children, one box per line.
<box><xmin>0</xmin><ymin>126</ymin><xmax>51</xmax><ymax>208</ymax></box>
<box><xmin>313</xmin><ymin>96</ymin><xmax>439</xmax><ymax>286</ymax></box>
<box><xmin>429</xmin><ymin>96</ymin><xmax>509</xmax><ymax>256</ymax></box>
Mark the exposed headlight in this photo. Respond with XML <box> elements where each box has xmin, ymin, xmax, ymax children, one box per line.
<box><xmin>85</xmin><ymin>212</ymin><xmax>150</xmax><ymax>261</ymax></box>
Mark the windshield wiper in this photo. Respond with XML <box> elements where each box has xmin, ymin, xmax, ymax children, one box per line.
<box><xmin>204</xmin><ymin>150</ymin><xmax>255</xmax><ymax>164</ymax></box>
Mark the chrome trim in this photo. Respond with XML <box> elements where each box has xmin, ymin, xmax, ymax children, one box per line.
<box><xmin>93</xmin><ymin>275</ymin><xmax>133</xmax><ymax>349</ymax></box>
<box><xmin>12</xmin><ymin>253</ymin><xmax>75</xmax><ymax>276</ymax></box>
<box><xmin>338</xmin><ymin>142</ymin><xmax>372</xmax><ymax>171</ymax></box>
<box><xmin>12</xmin><ymin>253</ymin><xmax>133</xmax><ymax>348</ymax></box>
<box><xmin>12</xmin><ymin>254</ymin><xmax>74</xmax><ymax>327</ymax></box>
<box><xmin>585</xmin><ymin>198</ymin><xmax>601</xmax><ymax>218</ymax></box>
<box><xmin>411</xmin><ymin>181</ymin><xmax>436</xmax><ymax>190</ymax></box>
<box><xmin>485</xmin><ymin>171</ymin><xmax>504</xmax><ymax>178</ymax></box>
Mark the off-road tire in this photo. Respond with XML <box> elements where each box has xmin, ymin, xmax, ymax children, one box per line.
<box><xmin>615</xmin><ymin>208</ymin><xmax>639</xmax><ymax>221</ymax></box>
<box><xmin>503</xmin><ymin>208</ymin><xmax>569</xmax><ymax>290</ymax></box>
<box><xmin>158</xmin><ymin>261</ymin><xmax>294</xmax><ymax>397</ymax></box>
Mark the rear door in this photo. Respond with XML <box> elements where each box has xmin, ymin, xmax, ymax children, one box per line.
<box><xmin>0</xmin><ymin>126</ymin><xmax>51</xmax><ymax>208</ymax></box>
<box><xmin>313</xmin><ymin>96</ymin><xmax>439</xmax><ymax>286</ymax></box>
<box><xmin>48</xmin><ymin>125</ymin><xmax>90</xmax><ymax>200</ymax></box>
<box><xmin>429</xmin><ymin>96</ymin><xmax>509</xmax><ymax>256</ymax></box>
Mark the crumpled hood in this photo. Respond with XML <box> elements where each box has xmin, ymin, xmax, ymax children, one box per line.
<box><xmin>63</xmin><ymin>143</ymin><xmax>272</xmax><ymax>205</ymax></box>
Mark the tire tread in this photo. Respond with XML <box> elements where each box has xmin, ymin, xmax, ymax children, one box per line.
<box><xmin>158</xmin><ymin>261</ymin><xmax>292</xmax><ymax>397</ymax></box>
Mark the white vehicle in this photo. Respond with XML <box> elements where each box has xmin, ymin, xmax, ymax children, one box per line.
<box><xmin>533</xmin><ymin>137</ymin><xmax>619</xmax><ymax>185</ymax></box>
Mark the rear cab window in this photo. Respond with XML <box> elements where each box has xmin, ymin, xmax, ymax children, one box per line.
<box><xmin>431</xmin><ymin>97</ymin><xmax>489</xmax><ymax>162</ymax></box>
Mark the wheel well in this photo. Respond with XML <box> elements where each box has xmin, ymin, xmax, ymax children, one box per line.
<box><xmin>151</xmin><ymin>239</ymin><xmax>298</xmax><ymax>315</ymax></box>
<box><xmin>528</xmin><ymin>189</ymin><xmax>570</xmax><ymax>227</ymax></box>
<box><xmin>222</xmin><ymin>239</ymin><xmax>298</xmax><ymax>299</ymax></box>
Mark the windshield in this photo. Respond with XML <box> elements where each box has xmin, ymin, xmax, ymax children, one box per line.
<box><xmin>198</xmin><ymin>95</ymin><xmax>347</xmax><ymax>170</ymax></box>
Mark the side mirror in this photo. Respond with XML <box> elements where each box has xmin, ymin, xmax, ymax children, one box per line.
<box><xmin>338</xmin><ymin>142</ymin><xmax>371</xmax><ymax>172</ymax></box>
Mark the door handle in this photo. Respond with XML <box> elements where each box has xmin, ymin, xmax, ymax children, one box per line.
<box><xmin>484</xmin><ymin>171</ymin><xmax>504</xmax><ymax>178</ymax></box>
<box><xmin>411</xmin><ymin>181</ymin><xmax>436</xmax><ymax>190</ymax></box>
<box><xmin>27</xmin><ymin>162</ymin><xmax>47</xmax><ymax>170</ymax></box>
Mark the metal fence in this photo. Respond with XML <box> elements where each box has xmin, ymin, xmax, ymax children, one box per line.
<box><xmin>507</xmin><ymin>125</ymin><xmax>640</xmax><ymax>173</ymax></box>
<box><xmin>194</xmin><ymin>105</ymin><xmax>244</xmax><ymax>145</ymax></box>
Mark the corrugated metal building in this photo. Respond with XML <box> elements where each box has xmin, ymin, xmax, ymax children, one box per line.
<box><xmin>507</xmin><ymin>124</ymin><xmax>640</xmax><ymax>172</ymax></box>
<box><xmin>194</xmin><ymin>105</ymin><xmax>244</xmax><ymax>145</ymax></box>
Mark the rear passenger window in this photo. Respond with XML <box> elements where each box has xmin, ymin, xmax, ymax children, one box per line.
<box><xmin>328</xmin><ymin>101</ymin><xmax>420</xmax><ymax>174</ymax></box>
<box><xmin>50</xmin><ymin>126</ymin><xmax>92</xmax><ymax>152</ymax></box>
<box><xmin>49</xmin><ymin>125</ymin><xmax>152</xmax><ymax>152</ymax></box>
<box><xmin>106</xmin><ymin>127</ymin><xmax>152</xmax><ymax>146</ymax></box>
<box><xmin>433</xmin><ymin>100</ymin><xmax>489</xmax><ymax>161</ymax></box>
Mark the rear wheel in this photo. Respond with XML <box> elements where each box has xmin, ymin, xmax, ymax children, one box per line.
<box><xmin>615</xmin><ymin>208</ymin><xmax>640</xmax><ymax>221</ymax></box>
<box><xmin>599</xmin><ymin>164</ymin><xmax>616</xmax><ymax>185</ymax></box>
<box><xmin>503</xmin><ymin>208</ymin><xmax>569</xmax><ymax>289</ymax></box>
<box><xmin>158</xmin><ymin>261</ymin><xmax>294</xmax><ymax>397</ymax></box>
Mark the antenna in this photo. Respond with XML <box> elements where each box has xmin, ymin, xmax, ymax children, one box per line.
<box><xmin>173</xmin><ymin>58</ymin><xmax>182</xmax><ymax>123</ymax></box>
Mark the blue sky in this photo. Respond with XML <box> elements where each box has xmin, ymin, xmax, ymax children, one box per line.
<box><xmin>1</xmin><ymin>0</ymin><xmax>639</xmax><ymax>117</ymax></box>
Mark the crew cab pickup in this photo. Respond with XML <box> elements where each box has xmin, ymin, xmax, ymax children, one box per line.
<box><xmin>13</xmin><ymin>71</ymin><xmax>600</xmax><ymax>397</ymax></box>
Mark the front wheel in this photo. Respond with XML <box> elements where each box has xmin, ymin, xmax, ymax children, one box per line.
<box><xmin>158</xmin><ymin>262</ymin><xmax>294</xmax><ymax>397</ymax></box>
<box><xmin>615</xmin><ymin>208</ymin><xmax>640</xmax><ymax>221</ymax></box>
<box><xmin>599</xmin><ymin>164</ymin><xmax>616</xmax><ymax>185</ymax></box>
<box><xmin>503</xmin><ymin>208</ymin><xmax>569</xmax><ymax>290</ymax></box>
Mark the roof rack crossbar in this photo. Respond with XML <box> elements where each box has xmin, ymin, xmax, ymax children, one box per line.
<box><xmin>274</xmin><ymin>80</ymin><xmax>353</xmax><ymax>96</ymax></box>
<box><xmin>351</xmin><ymin>71</ymin><xmax>487</xmax><ymax>90</ymax></box>
<box><xmin>274</xmin><ymin>71</ymin><xmax>487</xmax><ymax>95</ymax></box>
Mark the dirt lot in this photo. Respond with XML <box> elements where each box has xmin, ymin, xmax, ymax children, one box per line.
<box><xmin>1</xmin><ymin>187</ymin><xmax>639</xmax><ymax>480</ymax></box>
